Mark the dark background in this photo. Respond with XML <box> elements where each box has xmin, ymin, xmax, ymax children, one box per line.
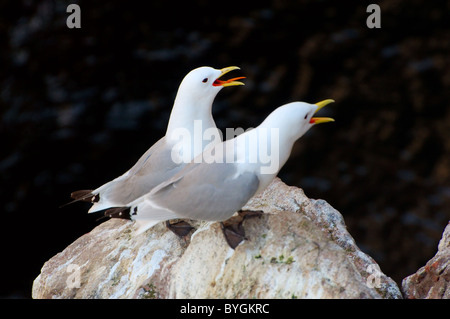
<box><xmin>1</xmin><ymin>0</ymin><xmax>449</xmax><ymax>298</ymax></box>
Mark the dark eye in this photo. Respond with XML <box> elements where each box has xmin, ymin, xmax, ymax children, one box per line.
<box><xmin>202</xmin><ymin>78</ymin><xmax>208</xmax><ymax>83</ymax></box>
<box><xmin>304</xmin><ymin>114</ymin><xmax>308</xmax><ymax>119</ymax></box>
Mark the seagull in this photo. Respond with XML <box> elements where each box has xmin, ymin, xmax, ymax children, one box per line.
<box><xmin>64</xmin><ymin>66</ymin><xmax>245</xmax><ymax>234</ymax></box>
<box><xmin>106</xmin><ymin>99</ymin><xmax>335</xmax><ymax>248</ymax></box>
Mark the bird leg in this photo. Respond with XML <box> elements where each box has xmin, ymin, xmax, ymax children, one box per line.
<box><xmin>166</xmin><ymin>220</ymin><xmax>194</xmax><ymax>237</ymax></box>
<box><xmin>221</xmin><ymin>209</ymin><xmax>264</xmax><ymax>249</ymax></box>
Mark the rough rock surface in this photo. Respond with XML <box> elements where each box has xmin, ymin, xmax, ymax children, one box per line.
<box><xmin>402</xmin><ymin>222</ymin><xmax>450</xmax><ymax>299</ymax></box>
<box><xmin>32</xmin><ymin>178</ymin><xmax>401</xmax><ymax>299</ymax></box>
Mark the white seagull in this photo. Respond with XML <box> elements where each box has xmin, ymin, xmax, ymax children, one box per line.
<box><xmin>106</xmin><ymin>99</ymin><xmax>335</xmax><ymax>248</ymax></box>
<box><xmin>65</xmin><ymin>66</ymin><xmax>245</xmax><ymax>233</ymax></box>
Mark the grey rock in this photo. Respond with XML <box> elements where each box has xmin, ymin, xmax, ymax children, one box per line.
<box><xmin>32</xmin><ymin>178</ymin><xmax>401</xmax><ymax>299</ymax></box>
<box><xmin>402</xmin><ymin>222</ymin><xmax>450</xmax><ymax>299</ymax></box>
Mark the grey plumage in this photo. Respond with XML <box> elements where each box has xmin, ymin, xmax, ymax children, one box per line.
<box><xmin>143</xmin><ymin>161</ymin><xmax>260</xmax><ymax>222</ymax></box>
<box><xmin>90</xmin><ymin>136</ymin><xmax>183</xmax><ymax>211</ymax></box>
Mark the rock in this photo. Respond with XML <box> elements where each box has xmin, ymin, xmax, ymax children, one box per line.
<box><xmin>32</xmin><ymin>178</ymin><xmax>401</xmax><ymax>299</ymax></box>
<box><xmin>402</xmin><ymin>222</ymin><xmax>450</xmax><ymax>299</ymax></box>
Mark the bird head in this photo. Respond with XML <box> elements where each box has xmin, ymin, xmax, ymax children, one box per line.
<box><xmin>177</xmin><ymin>66</ymin><xmax>245</xmax><ymax>104</ymax></box>
<box><xmin>260</xmin><ymin>99</ymin><xmax>335</xmax><ymax>143</ymax></box>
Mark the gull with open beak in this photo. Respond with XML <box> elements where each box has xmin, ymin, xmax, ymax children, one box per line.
<box><xmin>106</xmin><ymin>99</ymin><xmax>335</xmax><ymax>248</ymax></box>
<box><xmin>64</xmin><ymin>66</ymin><xmax>245</xmax><ymax>234</ymax></box>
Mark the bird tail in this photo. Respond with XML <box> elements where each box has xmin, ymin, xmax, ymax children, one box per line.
<box><xmin>59</xmin><ymin>190</ymin><xmax>99</xmax><ymax>208</ymax></box>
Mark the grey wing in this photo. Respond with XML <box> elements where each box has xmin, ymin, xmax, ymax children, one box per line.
<box><xmin>96</xmin><ymin>137</ymin><xmax>183</xmax><ymax>205</ymax></box>
<box><xmin>127</xmin><ymin>137</ymin><xmax>178</xmax><ymax>177</ymax></box>
<box><xmin>149</xmin><ymin>162</ymin><xmax>260</xmax><ymax>221</ymax></box>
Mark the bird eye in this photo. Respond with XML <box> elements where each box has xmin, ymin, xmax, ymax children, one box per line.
<box><xmin>304</xmin><ymin>114</ymin><xmax>308</xmax><ymax>120</ymax></box>
<box><xmin>202</xmin><ymin>78</ymin><xmax>208</xmax><ymax>83</ymax></box>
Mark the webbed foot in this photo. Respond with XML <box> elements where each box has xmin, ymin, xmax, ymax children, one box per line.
<box><xmin>166</xmin><ymin>220</ymin><xmax>194</xmax><ymax>237</ymax></box>
<box><xmin>221</xmin><ymin>210</ymin><xmax>264</xmax><ymax>249</ymax></box>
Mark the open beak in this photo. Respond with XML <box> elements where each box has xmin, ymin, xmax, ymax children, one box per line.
<box><xmin>213</xmin><ymin>66</ymin><xmax>246</xmax><ymax>87</ymax></box>
<box><xmin>310</xmin><ymin>99</ymin><xmax>335</xmax><ymax>124</ymax></box>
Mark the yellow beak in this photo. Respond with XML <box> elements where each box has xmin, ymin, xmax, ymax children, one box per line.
<box><xmin>310</xmin><ymin>99</ymin><xmax>335</xmax><ymax>124</ymax></box>
<box><xmin>213</xmin><ymin>66</ymin><xmax>246</xmax><ymax>87</ymax></box>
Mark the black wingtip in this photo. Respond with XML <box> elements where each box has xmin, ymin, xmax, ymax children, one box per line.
<box><xmin>59</xmin><ymin>190</ymin><xmax>99</xmax><ymax>208</ymax></box>
<box><xmin>71</xmin><ymin>190</ymin><xmax>99</xmax><ymax>203</ymax></box>
<box><xmin>104</xmin><ymin>207</ymin><xmax>132</xmax><ymax>220</ymax></box>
